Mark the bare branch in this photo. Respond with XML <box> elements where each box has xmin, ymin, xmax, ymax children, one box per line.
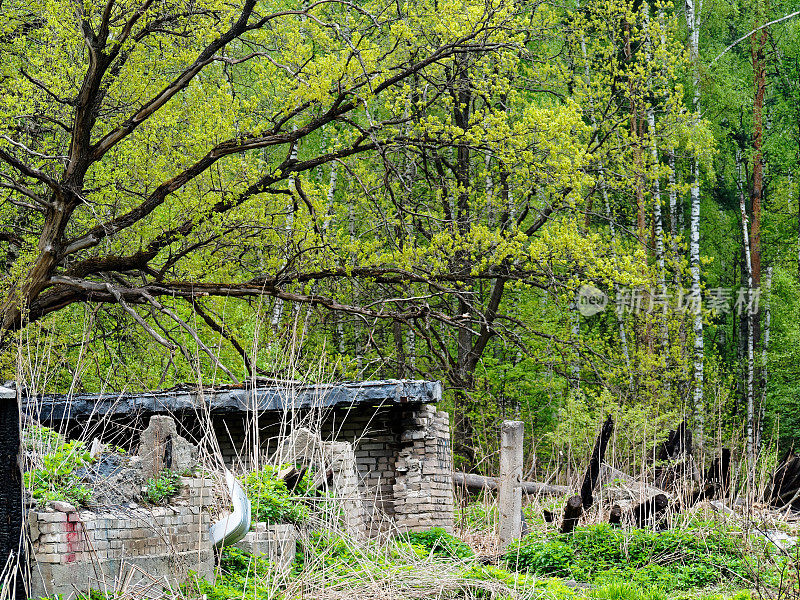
<box><xmin>102</xmin><ymin>282</ymin><xmax>176</xmax><ymax>351</ymax></box>
<box><xmin>139</xmin><ymin>291</ymin><xmax>241</xmax><ymax>384</ymax></box>
<box><xmin>0</xmin><ymin>148</ymin><xmax>61</xmax><ymax>193</ymax></box>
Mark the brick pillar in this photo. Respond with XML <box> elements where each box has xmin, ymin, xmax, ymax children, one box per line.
<box><xmin>0</xmin><ymin>385</ymin><xmax>25</xmax><ymax>599</ymax></box>
<box><xmin>393</xmin><ymin>404</ymin><xmax>454</xmax><ymax>532</ymax></box>
<box><xmin>324</xmin><ymin>441</ymin><xmax>367</xmax><ymax>539</ymax></box>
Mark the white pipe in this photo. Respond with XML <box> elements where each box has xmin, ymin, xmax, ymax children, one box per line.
<box><xmin>210</xmin><ymin>469</ymin><xmax>251</xmax><ymax>548</ymax></box>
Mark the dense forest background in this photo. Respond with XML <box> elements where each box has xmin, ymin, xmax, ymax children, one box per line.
<box><xmin>1</xmin><ymin>0</ymin><xmax>799</xmax><ymax>478</ymax></box>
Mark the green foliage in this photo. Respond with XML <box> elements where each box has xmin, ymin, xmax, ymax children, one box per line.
<box><xmin>23</xmin><ymin>425</ymin><xmax>65</xmax><ymax>454</ymax></box>
<box><xmin>185</xmin><ymin>547</ymin><xmax>280</xmax><ymax>600</ymax></box>
<box><xmin>504</xmin><ymin>524</ymin><xmax>752</xmax><ymax>592</ymax></box>
<box><xmin>456</xmin><ymin>501</ymin><xmax>498</xmax><ymax>531</ymax></box>
<box><xmin>461</xmin><ymin>563</ymin><xmax>535</xmax><ymax>589</ymax></box>
<box><xmin>292</xmin><ymin>531</ymin><xmax>375</xmax><ymax>576</ymax></box>
<box><xmin>398</xmin><ymin>527</ymin><xmax>475</xmax><ymax>561</ymax></box>
<box><xmin>586</xmin><ymin>582</ymin><xmax>668</xmax><ymax>600</ymax></box>
<box><xmin>242</xmin><ymin>465</ymin><xmax>315</xmax><ymax>525</ymax></box>
<box><xmin>505</xmin><ymin>538</ymin><xmax>575</xmax><ymax>577</ymax></box>
<box><xmin>75</xmin><ymin>590</ymin><xmax>112</xmax><ymax>600</ymax></box>
<box><xmin>144</xmin><ymin>469</ymin><xmax>181</xmax><ymax>504</ymax></box>
<box><xmin>24</xmin><ymin>430</ymin><xmax>94</xmax><ymax>507</ymax></box>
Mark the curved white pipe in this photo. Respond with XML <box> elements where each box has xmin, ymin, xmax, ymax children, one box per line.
<box><xmin>210</xmin><ymin>469</ymin><xmax>252</xmax><ymax>548</ymax></box>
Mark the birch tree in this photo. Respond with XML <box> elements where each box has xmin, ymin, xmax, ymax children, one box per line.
<box><xmin>685</xmin><ymin>0</ymin><xmax>705</xmax><ymax>448</ymax></box>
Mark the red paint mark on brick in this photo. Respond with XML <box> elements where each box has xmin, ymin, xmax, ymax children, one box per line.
<box><xmin>63</xmin><ymin>515</ymin><xmax>83</xmax><ymax>555</ymax></box>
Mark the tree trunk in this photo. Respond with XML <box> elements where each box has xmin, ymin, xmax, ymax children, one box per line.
<box><xmin>685</xmin><ymin>0</ymin><xmax>704</xmax><ymax>451</ymax></box>
<box><xmin>452</xmin><ymin>472</ymin><xmax>571</xmax><ymax>496</ymax></box>
<box><xmin>560</xmin><ymin>495</ymin><xmax>584</xmax><ymax>534</ymax></box>
<box><xmin>737</xmin><ymin>147</ymin><xmax>756</xmax><ymax>473</ymax></box>
<box><xmin>579</xmin><ymin>415</ymin><xmax>614</xmax><ymax>509</ymax></box>
<box><xmin>756</xmin><ymin>266</ymin><xmax>772</xmax><ymax>453</ymax></box>
<box><xmin>0</xmin><ymin>386</ymin><xmax>25</xmax><ymax>600</ymax></box>
<box><xmin>393</xmin><ymin>321</ymin><xmax>406</xmax><ymax>378</ymax></box>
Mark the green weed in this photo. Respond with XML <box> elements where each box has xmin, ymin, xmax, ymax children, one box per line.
<box><xmin>144</xmin><ymin>469</ymin><xmax>181</xmax><ymax>504</ymax></box>
<box><xmin>242</xmin><ymin>465</ymin><xmax>316</xmax><ymax>525</ymax></box>
<box><xmin>24</xmin><ymin>433</ymin><xmax>94</xmax><ymax>507</ymax></box>
<box><xmin>503</xmin><ymin>524</ymin><xmax>753</xmax><ymax>592</ymax></box>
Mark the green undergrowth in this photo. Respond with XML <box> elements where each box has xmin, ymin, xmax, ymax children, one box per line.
<box><xmin>242</xmin><ymin>465</ymin><xmax>319</xmax><ymax>525</ymax></box>
<box><xmin>400</xmin><ymin>527</ymin><xmax>476</xmax><ymax>560</ymax></box>
<box><xmin>186</xmin><ymin>547</ymin><xmax>283</xmax><ymax>600</ymax></box>
<box><xmin>23</xmin><ymin>425</ymin><xmax>95</xmax><ymax>507</ymax></box>
<box><xmin>185</xmin><ymin>538</ymin><xmax>755</xmax><ymax>600</ymax></box>
<box><xmin>144</xmin><ymin>469</ymin><xmax>181</xmax><ymax>504</ymax></box>
<box><xmin>504</xmin><ymin>523</ymin><xmax>764</xmax><ymax>594</ymax></box>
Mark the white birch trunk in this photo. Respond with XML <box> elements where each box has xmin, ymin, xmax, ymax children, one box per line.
<box><xmin>686</xmin><ymin>0</ymin><xmax>704</xmax><ymax>448</ymax></box>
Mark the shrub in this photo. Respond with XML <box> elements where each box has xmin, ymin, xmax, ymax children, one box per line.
<box><xmin>399</xmin><ymin>527</ymin><xmax>475</xmax><ymax>560</ymax></box>
<box><xmin>242</xmin><ymin>465</ymin><xmax>315</xmax><ymax>525</ymax></box>
<box><xmin>144</xmin><ymin>469</ymin><xmax>181</xmax><ymax>504</ymax></box>
<box><xmin>24</xmin><ymin>436</ymin><xmax>94</xmax><ymax>507</ymax></box>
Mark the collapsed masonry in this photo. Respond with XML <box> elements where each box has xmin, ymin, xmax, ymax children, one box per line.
<box><xmin>28</xmin><ymin>478</ymin><xmax>214</xmax><ymax>599</ymax></box>
<box><xmin>28</xmin><ymin>380</ymin><xmax>455</xmax><ymax>536</ymax></box>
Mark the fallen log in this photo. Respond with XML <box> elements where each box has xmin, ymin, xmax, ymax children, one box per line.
<box><xmin>560</xmin><ymin>495</ymin><xmax>583</xmax><ymax>534</ymax></box>
<box><xmin>453</xmin><ymin>472</ymin><xmax>571</xmax><ymax>496</ymax></box>
<box><xmin>580</xmin><ymin>415</ymin><xmax>614</xmax><ymax>509</ymax></box>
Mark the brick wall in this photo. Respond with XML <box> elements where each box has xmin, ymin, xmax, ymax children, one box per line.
<box><xmin>28</xmin><ymin>478</ymin><xmax>214</xmax><ymax>598</ymax></box>
<box><xmin>211</xmin><ymin>403</ymin><xmax>453</xmax><ymax>535</ymax></box>
<box><xmin>393</xmin><ymin>405</ymin><xmax>454</xmax><ymax>532</ymax></box>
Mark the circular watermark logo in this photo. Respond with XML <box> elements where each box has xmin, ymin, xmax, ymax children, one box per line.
<box><xmin>577</xmin><ymin>285</ymin><xmax>608</xmax><ymax>316</ymax></box>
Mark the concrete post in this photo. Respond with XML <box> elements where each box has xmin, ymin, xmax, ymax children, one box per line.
<box><xmin>0</xmin><ymin>385</ymin><xmax>25</xmax><ymax>599</ymax></box>
<box><xmin>498</xmin><ymin>420</ymin><xmax>524</xmax><ymax>547</ymax></box>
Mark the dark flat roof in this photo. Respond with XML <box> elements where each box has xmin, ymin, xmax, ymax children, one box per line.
<box><xmin>25</xmin><ymin>380</ymin><xmax>442</xmax><ymax>422</ymax></box>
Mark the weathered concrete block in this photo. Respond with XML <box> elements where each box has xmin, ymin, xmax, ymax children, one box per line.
<box><xmin>234</xmin><ymin>525</ymin><xmax>297</xmax><ymax>574</ymax></box>
<box><xmin>137</xmin><ymin>415</ymin><xmax>198</xmax><ymax>479</ymax></box>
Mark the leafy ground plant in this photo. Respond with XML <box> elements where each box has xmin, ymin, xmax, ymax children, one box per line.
<box><xmin>503</xmin><ymin>523</ymin><xmax>759</xmax><ymax>592</ymax></box>
<box><xmin>144</xmin><ymin>469</ymin><xmax>181</xmax><ymax>504</ymax></box>
<box><xmin>24</xmin><ymin>427</ymin><xmax>94</xmax><ymax>507</ymax></box>
<box><xmin>400</xmin><ymin>527</ymin><xmax>476</xmax><ymax>560</ymax></box>
<box><xmin>186</xmin><ymin>547</ymin><xmax>282</xmax><ymax>600</ymax></box>
<box><xmin>242</xmin><ymin>465</ymin><xmax>317</xmax><ymax>525</ymax></box>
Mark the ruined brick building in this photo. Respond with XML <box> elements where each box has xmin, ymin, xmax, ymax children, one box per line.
<box><xmin>27</xmin><ymin>379</ymin><xmax>455</xmax><ymax>535</ymax></box>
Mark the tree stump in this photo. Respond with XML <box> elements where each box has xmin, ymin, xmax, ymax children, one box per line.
<box><xmin>560</xmin><ymin>495</ymin><xmax>583</xmax><ymax>534</ymax></box>
<box><xmin>632</xmin><ymin>493</ymin><xmax>669</xmax><ymax>528</ymax></box>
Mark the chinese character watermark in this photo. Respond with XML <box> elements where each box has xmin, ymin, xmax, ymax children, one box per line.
<box><xmin>577</xmin><ymin>285</ymin><xmax>761</xmax><ymax>317</ymax></box>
